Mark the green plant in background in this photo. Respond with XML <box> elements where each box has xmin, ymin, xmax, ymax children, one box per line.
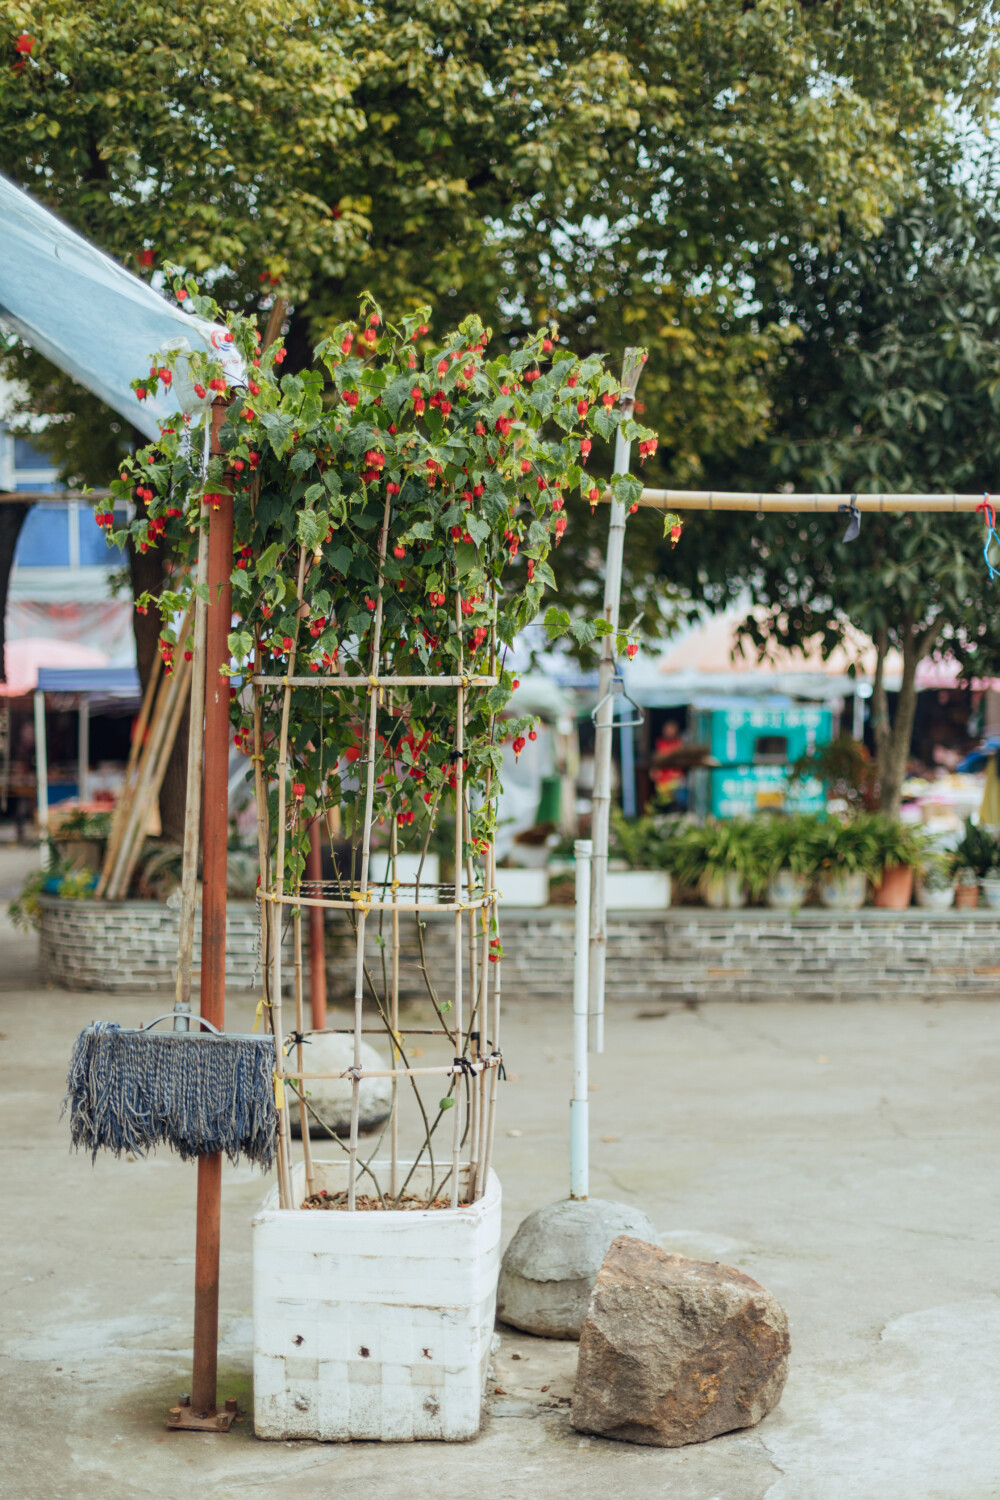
<box><xmin>56</xmin><ymin>867</ymin><xmax>98</xmax><ymax>900</ymax></box>
<box><xmin>863</xmin><ymin>813</ymin><xmax>931</xmax><ymax>877</ymax></box>
<box><xmin>747</xmin><ymin>814</ymin><xmax>826</xmax><ymax>882</ymax></box>
<box><xmin>802</xmin><ymin>817</ymin><xmax>879</xmax><ymax>881</ymax></box>
<box><xmin>666</xmin><ymin>818</ymin><xmax>774</xmax><ymax>898</ymax></box>
<box><xmin>611</xmin><ymin>811</ymin><xmax>689</xmax><ymax>873</ymax></box>
<box><xmin>8</xmin><ymin>866</ymin><xmax>51</xmax><ymax>931</ymax></box>
<box><xmin>919</xmin><ymin>852</ymin><xmax>955</xmax><ymax>892</ymax></box>
<box><xmin>951</xmin><ymin>819</ymin><xmax>998</xmax><ymax>880</ymax></box>
<box><xmin>789</xmin><ymin>736</ymin><xmax>878</xmax><ymax>812</ymax></box>
<box><xmin>51</xmin><ymin>809</ymin><xmax>111</xmax><ymax>843</ymax></box>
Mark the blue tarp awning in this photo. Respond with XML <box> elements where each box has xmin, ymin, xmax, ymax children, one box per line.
<box><xmin>37</xmin><ymin>666</ymin><xmax>140</xmax><ymax>696</ymax></box>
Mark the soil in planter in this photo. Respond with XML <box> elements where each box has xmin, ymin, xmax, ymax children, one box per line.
<box><xmin>301</xmin><ymin>1189</ymin><xmax>464</xmax><ymax>1211</ymax></box>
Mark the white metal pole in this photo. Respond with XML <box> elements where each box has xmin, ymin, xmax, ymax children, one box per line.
<box><xmin>34</xmin><ymin>689</ymin><xmax>49</xmax><ymax>868</ymax></box>
<box><xmin>77</xmin><ymin>698</ymin><xmax>90</xmax><ymax>804</ymax></box>
<box><xmin>589</xmin><ymin>349</ymin><xmax>644</xmax><ymax>1055</ymax></box>
<box><xmin>571</xmin><ymin>838</ymin><xmax>592</xmax><ymax>1201</ymax></box>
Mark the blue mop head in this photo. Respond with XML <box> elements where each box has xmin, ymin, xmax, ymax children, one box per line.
<box><xmin>64</xmin><ymin>1021</ymin><xmax>278</xmax><ymax>1169</ymax></box>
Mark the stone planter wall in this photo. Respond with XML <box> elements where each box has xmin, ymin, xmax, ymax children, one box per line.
<box><xmin>39</xmin><ymin>895</ymin><xmax>267</xmax><ymax>992</ymax></box>
<box><xmin>39</xmin><ymin>896</ymin><xmax>1000</xmax><ymax>1002</ymax></box>
<box><xmin>326</xmin><ymin>906</ymin><xmax>1000</xmax><ymax>1006</ymax></box>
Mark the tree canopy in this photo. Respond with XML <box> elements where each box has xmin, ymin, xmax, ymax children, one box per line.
<box><xmin>4</xmin><ymin>1</ymin><xmax>1000</xmax><ymax>811</ymax></box>
<box><xmin>668</xmin><ymin>158</ymin><xmax>1000</xmax><ymax>810</ymax></box>
<box><xmin>4</xmin><ymin>0</ymin><xmax>999</xmax><ymax>492</ymax></box>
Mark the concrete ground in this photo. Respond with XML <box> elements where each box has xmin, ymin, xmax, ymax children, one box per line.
<box><xmin>1</xmin><ymin>846</ymin><xmax>999</xmax><ymax>1499</ymax></box>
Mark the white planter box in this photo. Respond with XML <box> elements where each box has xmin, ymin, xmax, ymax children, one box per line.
<box><xmin>368</xmin><ymin>853</ymin><xmax>440</xmax><ymax>897</ymax></box>
<box><xmin>497</xmin><ymin>868</ymin><xmax>549</xmax><ymax>906</ymax></box>
<box><xmin>253</xmin><ymin>1160</ymin><xmax>502</xmax><ymax>1442</ymax></box>
<box><xmin>605</xmin><ymin>870</ymin><xmax>671</xmax><ymax>910</ymax></box>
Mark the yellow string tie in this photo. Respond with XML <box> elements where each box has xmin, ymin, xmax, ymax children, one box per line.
<box><xmin>273</xmin><ymin>1071</ymin><xmax>286</xmax><ymax>1110</ymax></box>
<box><xmin>251</xmin><ymin>997</ymin><xmax>268</xmax><ymax>1033</ymax></box>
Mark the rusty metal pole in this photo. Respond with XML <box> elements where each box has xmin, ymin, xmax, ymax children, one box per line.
<box><xmin>190</xmin><ymin>397</ymin><xmax>233</xmax><ymax>1421</ymax></box>
<box><xmin>307</xmin><ymin>818</ymin><xmax>327</xmax><ymax>1030</ymax></box>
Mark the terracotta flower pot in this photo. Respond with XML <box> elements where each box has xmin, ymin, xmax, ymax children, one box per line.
<box><xmin>955</xmin><ymin>882</ymin><xmax>979</xmax><ymax>910</ymax></box>
<box><xmin>874</xmin><ymin>864</ymin><xmax>914</xmax><ymax>909</ymax></box>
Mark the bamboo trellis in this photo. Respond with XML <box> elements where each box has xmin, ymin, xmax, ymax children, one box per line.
<box><xmin>252</xmin><ymin>525</ymin><xmax>504</xmax><ymax>1215</ymax></box>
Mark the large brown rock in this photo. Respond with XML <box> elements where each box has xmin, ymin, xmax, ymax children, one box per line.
<box><xmin>571</xmin><ymin>1235</ymin><xmax>790</xmax><ymax>1446</ymax></box>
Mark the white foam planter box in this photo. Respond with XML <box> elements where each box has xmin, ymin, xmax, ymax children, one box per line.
<box><xmin>253</xmin><ymin>1160</ymin><xmax>502</xmax><ymax>1442</ymax></box>
<box><xmin>605</xmin><ymin>870</ymin><xmax>671</xmax><ymax>910</ymax></box>
<box><xmin>368</xmin><ymin>853</ymin><xmax>440</xmax><ymax>897</ymax></box>
<box><xmin>497</xmin><ymin>868</ymin><xmax>549</xmax><ymax>906</ymax></box>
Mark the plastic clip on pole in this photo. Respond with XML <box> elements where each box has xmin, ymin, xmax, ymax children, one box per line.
<box><xmin>571</xmin><ymin>839</ymin><xmax>592</xmax><ymax>1201</ymax></box>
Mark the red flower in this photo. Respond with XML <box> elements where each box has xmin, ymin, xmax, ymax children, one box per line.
<box><xmin>576</xmin><ymin>399</ymin><xmax>588</xmax><ymax>417</ymax></box>
<box><xmin>15</xmin><ymin>32</ymin><xmax>34</xmax><ymax>53</ymax></box>
<box><xmin>135</xmin><ymin>387</ymin><xmax>147</xmax><ymax>402</ymax></box>
<box><xmin>513</xmin><ymin>736</ymin><xmax>526</xmax><ymax>758</ymax></box>
<box><xmin>193</xmin><ymin>383</ymin><xmax>206</xmax><ymax>399</ymax></box>
<box><xmin>274</xmin><ymin>348</ymin><xmax>286</xmax><ymax>364</ymax></box>
<box><xmin>341</xmin><ymin>335</ymin><xmax>353</xmax><ymax>354</ymax></box>
<box><xmin>138</xmin><ymin>248</ymin><xmax>154</xmax><ymax>268</ymax></box>
<box><xmin>176</xmin><ymin>289</ymin><xmax>187</xmax><ymax>301</ymax></box>
<box><xmin>293</xmin><ymin>782</ymin><xmax>305</xmax><ymax>800</ymax></box>
<box><xmin>626</xmin><ymin>643</ymin><xmax>639</xmax><ymax>659</ymax></box>
<box><xmin>579</xmin><ymin>438</ymin><xmax>592</xmax><ymax>459</ymax></box>
<box><xmin>282</xmin><ymin>636</ymin><xmax>293</xmax><ymax>650</ymax></box>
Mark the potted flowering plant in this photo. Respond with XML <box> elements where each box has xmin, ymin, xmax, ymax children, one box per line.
<box><xmin>107</xmin><ymin>281</ymin><xmax>656</xmax><ymax>1442</ymax></box>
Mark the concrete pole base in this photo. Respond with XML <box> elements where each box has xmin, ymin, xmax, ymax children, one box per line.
<box><xmin>496</xmin><ymin>1197</ymin><xmax>659</xmax><ymax>1340</ymax></box>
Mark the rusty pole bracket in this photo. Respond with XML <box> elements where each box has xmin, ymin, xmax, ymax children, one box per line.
<box><xmin>167</xmin><ymin>1394</ymin><xmax>238</xmax><ymax>1433</ymax></box>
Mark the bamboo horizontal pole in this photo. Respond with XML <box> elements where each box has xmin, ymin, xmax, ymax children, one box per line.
<box><xmin>620</xmin><ymin>489</ymin><xmax>988</xmax><ymax>513</ymax></box>
<box><xmin>251</xmin><ymin>674</ymin><xmax>500</xmax><ymax>689</ymax></box>
<box><xmin>0</xmin><ymin>489</ymin><xmax>112</xmax><ymax>505</ymax></box>
<box><xmin>284</xmin><ymin>1057</ymin><xmax>501</xmax><ymax>1082</ymax></box>
<box><xmin>264</xmin><ymin>890</ymin><xmax>497</xmax><ymax>914</ymax></box>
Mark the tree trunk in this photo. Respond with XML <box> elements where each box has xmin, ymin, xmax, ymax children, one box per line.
<box><xmin>871</xmin><ymin>619</ymin><xmax>938</xmax><ymax>816</ymax></box>
<box><xmin>0</xmin><ymin>503</ymin><xmax>30</xmax><ymax>683</ymax></box>
<box><xmin>128</xmin><ymin>531</ymin><xmax>189</xmax><ymax>844</ymax></box>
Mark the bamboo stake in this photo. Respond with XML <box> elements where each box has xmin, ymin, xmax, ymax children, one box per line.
<box><xmin>174</xmin><ymin>500</ymin><xmax>210</xmax><ymax>1024</ymax></box>
<box><xmin>390</xmin><ymin>816</ymin><xmax>400</xmax><ymax>1200</ymax></box>
<box><xmin>293</xmin><ymin>908</ymin><xmax>316</xmax><ymax>1197</ymax></box>
<box><xmin>619</xmin><ymin>489</ymin><xmax>992</xmax><ymax>513</ymax></box>
<box><xmin>262</xmin><ymin>890</ymin><xmax>496</xmax><ymax>913</ymax></box>
<box><xmin>450</xmin><ymin>586</ymin><xmax>466</xmax><ymax>1210</ymax></box>
<box><xmin>251</xmin><ymin>674</ymin><xmax>499</xmax><ymax>689</ymax></box>
<box><xmin>270</xmin><ymin>548</ymin><xmax>308</xmax><ymax>1210</ymax></box>
<box><xmin>589</xmin><ymin>351</ymin><xmax>644</xmax><ymax>1055</ymax></box>
<box><xmin>96</xmin><ymin>648</ymin><xmax>162</xmax><ymax>897</ymax></box>
<box><xmin>284</xmin><ymin>1059</ymin><xmax>501</xmax><ymax>1082</ymax></box>
<box><xmin>348</xmin><ymin>494</ymin><xmax>391</xmax><ymax>1210</ymax></box>
<box><xmin>106</xmin><ymin>620</ymin><xmax>193</xmax><ymax>899</ymax></box>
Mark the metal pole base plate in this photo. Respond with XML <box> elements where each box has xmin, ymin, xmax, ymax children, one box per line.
<box><xmin>167</xmin><ymin>1395</ymin><xmax>237</xmax><ymax>1432</ymax></box>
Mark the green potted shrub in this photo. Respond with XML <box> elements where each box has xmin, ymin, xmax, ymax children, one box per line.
<box><xmin>670</xmin><ymin>819</ymin><xmax>768</xmax><ymax>909</ymax></box>
<box><xmin>914</xmin><ymin>852</ymin><xmax>956</xmax><ymax>910</ymax></box>
<box><xmin>609</xmin><ymin>812</ymin><xmax>673</xmax><ymax>909</ymax></box>
<box><xmin>755</xmin><ymin>814</ymin><xmax>823</xmax><ymax>910</ymax></box>
<box><xmin>980</xmin><ymin>865</ymin><xmax>1000</xmax><ymax>910</ymax></box>
<box><xmin>867</xmin><ymin>814</ymin><xmax>930</xmax><ymax>910</ymax></box>
<box><xmin>812</xmin><ymin>815</ymin><xmax>879</xmax><ymax>910</ymax></box>
<box><xmin>951</xmin><ymin>820</ymin><xmax>996</xmax><ymax>909</ymax></box>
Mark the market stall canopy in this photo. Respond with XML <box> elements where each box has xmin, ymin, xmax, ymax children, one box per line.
<box><xmin>0</xmin><ymin>173</ymin><xmax>243</xmax><ymax>439</ymax></box>
<box><xmin>0</xmin><ymin>637</ymin><xmax>107</xmax><ymax>697</ymax></box>
<box><xmin>625</xmin><ymin>608</ymin><xmax>999</xmax><ymax>707</ymax></box>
